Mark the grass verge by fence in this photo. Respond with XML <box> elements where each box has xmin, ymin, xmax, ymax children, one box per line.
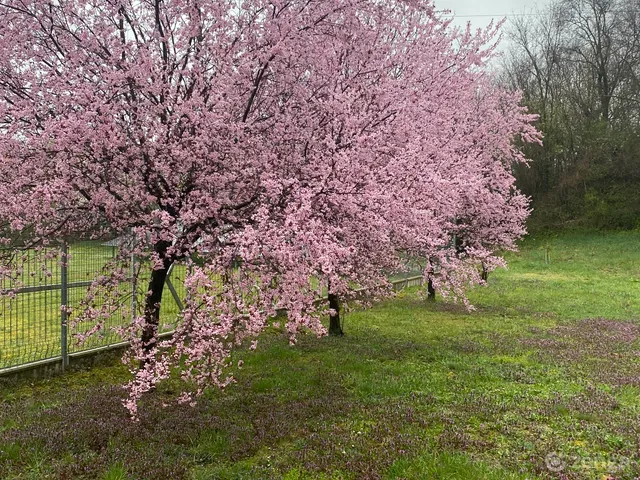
<box><xmin>0</xmin><ymin>239</ymin><xmax>422</xmax><ymax>376</ymax></box>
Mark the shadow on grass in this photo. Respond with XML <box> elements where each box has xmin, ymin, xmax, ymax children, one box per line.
<box><xmin>0</xmin><ymin>319</ymin><xmax>534</xmax><ymax>480</ymax></box>
<box><xmin>0</xmin><ymin>354</ymin><xmax>436</xmax><ymax>479</ymax></box>
<box><xmin>3</xmin><ymin>297</ymin><xmax>640</xmax><ymax>479</ymax></box>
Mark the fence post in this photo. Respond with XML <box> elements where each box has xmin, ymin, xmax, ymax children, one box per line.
<box><xmin>131</xmin><ymin>251</ymin><xmax>137</xmax><ymax>322</ymax></box>
<box><xmin>60</xmin><ymin>242</ymin><xmax>69</xmax><ymax>371</ymax></box>
<box><xmin>165</xmin><ymin>264</ymin><xmax>184</xmax><ymax>312</ymax></box>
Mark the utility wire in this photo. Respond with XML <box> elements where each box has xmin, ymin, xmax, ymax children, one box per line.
<box><xmin>436</xmin><ymin>11</ymin><xmax>544</xmax><ymax>18</ymax></box>
<box><xmin>454</xmin><ymin>13</ymin><xmax>542</xmax><ymax>17</ymax></box>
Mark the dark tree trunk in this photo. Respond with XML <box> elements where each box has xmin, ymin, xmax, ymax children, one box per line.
<box><xmin>328</xmin><ymin>292</ymin><xmax>343</xmax><ymax>336</ymax></box>
<box><xmin>427</xmin><ymin>278</ymin><xmax>436</xmax><ymax>301</ymax></box>
<box><xmin>140</xmin><ymin>241</ymin><xmax>172</xmax><ymax>367</ymax></box>
<box><xmin>454</xmin><ymin>233</ymin><xmax>465</xmax><ymax>256</ymax></box>
<box><xmin>481</xmin><ymin>264</ymin><xmax>489</xmax><ymax>282</ymax></box>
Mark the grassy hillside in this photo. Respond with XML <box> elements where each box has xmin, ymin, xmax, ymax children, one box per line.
<box><xmin>1</xmin><ymin>231</ymin><xmax>639</xmax><ymax>479</ymax></box>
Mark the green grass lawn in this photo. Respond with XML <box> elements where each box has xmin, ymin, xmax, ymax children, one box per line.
<box><xmin>1</xmin><ymin>230</ymin><xmax>640</xmax><ymax>479</ymax></box>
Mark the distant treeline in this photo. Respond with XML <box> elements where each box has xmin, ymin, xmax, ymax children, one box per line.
<box><xmin>502</xmin><ymin>0</ymin><xmax>640</xmax><ymax>231</ymax></box>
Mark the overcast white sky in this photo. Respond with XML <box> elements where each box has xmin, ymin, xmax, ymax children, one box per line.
<box><xmin>434</xmin><ymin>0</ymin><xmax>552</xmax><ymax>54</ymax></box>
<box><xmin>435</xmin><ymin>0</ymin><xmax>551</xmax><ymax>26</ymax></box>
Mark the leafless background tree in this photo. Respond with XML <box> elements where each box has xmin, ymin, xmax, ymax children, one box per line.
<box><xmin>502</xmin><ymin>0</ymin><xmax>640</xmax><ymax>229</ymax></box>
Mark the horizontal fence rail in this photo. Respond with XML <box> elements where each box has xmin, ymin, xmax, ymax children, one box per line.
<box><xmin>0</xmin><ymin>241</ymin><xmax>422</xmax><ymax>376</ymax></box>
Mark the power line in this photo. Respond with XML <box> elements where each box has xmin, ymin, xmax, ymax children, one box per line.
<box><xmin>445</xmin><ymin>13</ymin><xmax>543</xmax><ymax>18</ymax></box>
<box><xmin>434</xmin><ymin>10</ymin><xmax>544</xmax><ymax>18</ymax></box>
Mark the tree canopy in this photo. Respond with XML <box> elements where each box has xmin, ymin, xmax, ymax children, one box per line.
<box><xmin>0</xmin><ymin>0</ymin><xmax>538</xmax><ymax>415</ymax></box>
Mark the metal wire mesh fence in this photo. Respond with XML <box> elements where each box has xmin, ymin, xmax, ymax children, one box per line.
<box><xmin>0</xmin><ymin>246</ymin><xmax>62</xmax><ymax>367</ymax></box>
<box><xmin>0</xmin><ymin>241</ymin><xmax>423</xmax><ymax>374</ymax></box>
<box><xmin>0</xmin><ymin>240</ymin><xmax>188</xmax><ymax>372</ymax></box>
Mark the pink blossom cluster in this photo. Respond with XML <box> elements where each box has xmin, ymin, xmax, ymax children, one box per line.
<box><xmin>0</xmin><ymin>0</ymin><xmax>540</xmax><ymax>416</ymax></box>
